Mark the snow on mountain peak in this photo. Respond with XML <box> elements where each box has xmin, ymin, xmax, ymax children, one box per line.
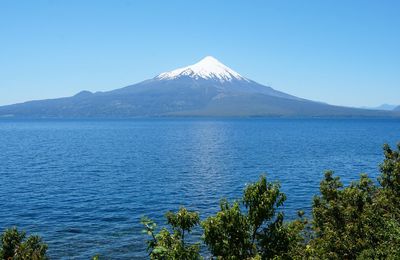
<box><xmin>155</xmin><ymin>56</ymin><xmax>249</xmax><ymax>82</ymax></box>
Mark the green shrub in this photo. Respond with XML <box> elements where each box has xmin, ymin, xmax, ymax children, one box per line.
<box><xmin>0</xmin><ymin>227</ymin><xmax>47</xmax><ymax>260</ymax></box>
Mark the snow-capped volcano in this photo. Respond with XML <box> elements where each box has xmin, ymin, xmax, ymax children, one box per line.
<box><xmin>156</xmin><ymin>56</ymin><xmax>249</xmax><ymax>82</ymax></box>
<box><xmin>1</xmin><ymin>56</ymin><xmax>398</xmax><ymax>118</ymax></box>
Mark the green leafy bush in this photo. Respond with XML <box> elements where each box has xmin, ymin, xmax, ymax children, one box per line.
<box><xmin>141</xmin><ymin>207</ymin><xmax>201</xmax><ymax>259</ymax></box>
<box><xmin>0</xmin><ymin>227</ymin><xmax>47</xmax><ymax>260</ymax></box>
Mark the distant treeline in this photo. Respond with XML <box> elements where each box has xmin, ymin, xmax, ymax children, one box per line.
<box><xmin>2</xmin><ymin>144</ymin><xmax>400</xmax><ymax>259</ymax></box>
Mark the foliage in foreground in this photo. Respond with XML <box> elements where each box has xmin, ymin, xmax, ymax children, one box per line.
<box><xmin>0</xmin><ymin>227</ymin><xmax>47</xmax><ymax>260</ymax></box>
<box><xmin>142</xmin><ymin>143</ymin><xmax>400</xmax><ymax>259</ymax></box>
<box><xmin>143</xmin><ymin>175</ymin><xmax>306</xmax><ymax>260</ymax></box>
<box><xmin>141</xmin><ymin>207</ymin><xmax>201</xmax><ymax>259</ymax></box>
<box><xmin>308</xmin><ymin>143</ymin><xmax>400</xmax><ymax>259</ymax></box>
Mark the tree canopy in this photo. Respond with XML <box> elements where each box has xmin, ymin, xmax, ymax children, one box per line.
<box><xmin>0</xmin><ymin>227</ymin><xmax>47</xmax><ymax>260</ymax></box>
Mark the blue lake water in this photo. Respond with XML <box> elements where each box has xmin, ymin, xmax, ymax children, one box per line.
<box><xmin>0</xmin><ymin>118</ymin><xmax>399</xmax><ymax>259</ymax></box>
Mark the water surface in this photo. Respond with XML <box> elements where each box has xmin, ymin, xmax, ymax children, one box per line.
<box><xmin>0</xmin><ymin>118</ymin><xmax>399</xmax><ymax>259</ymax></box>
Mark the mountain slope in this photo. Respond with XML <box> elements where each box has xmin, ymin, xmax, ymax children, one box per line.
<box><xmin>0</xmin><ymin>56</ymin><xmax>399</xmax><ymax>118</ymax></box>
<box><xmin>360</xmin><ymin>104</ymin><xmax>397</xmax><ymax>111</ymax></box>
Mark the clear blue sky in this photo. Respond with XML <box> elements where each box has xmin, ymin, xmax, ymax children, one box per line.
<box><xmin>1</xmin><ymin>0</ymin><xmax>399</xmax><ymax>107</ymax></box>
